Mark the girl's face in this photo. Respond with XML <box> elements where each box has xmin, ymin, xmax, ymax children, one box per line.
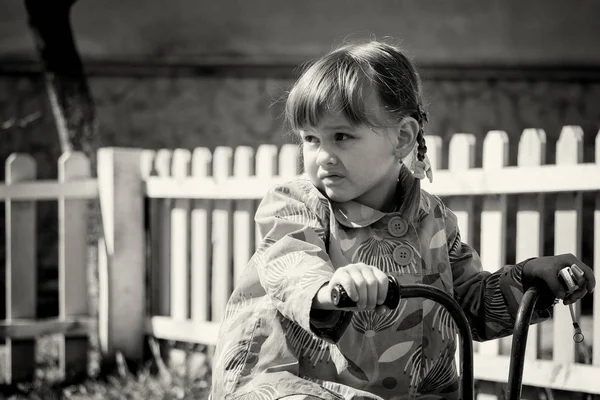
<box><xmin>300</xmin><ymin>112</ymin><xmax>404</xmax><ymax>211</ymax></box>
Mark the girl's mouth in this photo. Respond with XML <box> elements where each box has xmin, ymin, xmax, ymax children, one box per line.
<box><xmin>321</xmin><ymin>175</ymin><xmax>344</xmax><ymax>184</ymax></box>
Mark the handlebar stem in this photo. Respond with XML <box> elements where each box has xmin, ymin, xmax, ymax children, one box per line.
<box><xmin>396</xmin><ymin>284</ymin><xmax>475</xmax><ymax>400</ymax></box>
<box><xmin>506</xmin><ymin>286</ymin><xmax>540</xmax><ymax>400</ymax></box>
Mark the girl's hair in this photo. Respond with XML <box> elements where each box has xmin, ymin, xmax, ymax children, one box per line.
<box><xmin>285</xmin><ymin>39</ymin><xmax>428</xmax><ymax>217</ymax></box>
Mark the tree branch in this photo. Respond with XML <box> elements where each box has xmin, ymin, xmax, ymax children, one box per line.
<box><xmin>0</xmin><ymin>112</ymin><xmax>42</xmax><ymax>131</ymax></box>
<box><xmin>25</xmin><ymin>0</ymin><xmax>99</xmax><ymax>167</ymax></box>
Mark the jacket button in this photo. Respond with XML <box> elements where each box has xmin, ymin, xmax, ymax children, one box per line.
<box><xmin>388</xmin><ymin>216</ymin><xmax>408</xmax><ymax>237</ymax></box>
<box><xmin>393</xmin><ymin>244</ymin><xmax>414</xmax><ymax>266</ymax></box>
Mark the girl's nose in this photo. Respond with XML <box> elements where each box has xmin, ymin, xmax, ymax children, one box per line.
<box><xmin>316</xmin><ymin>146</ymin><xmax>338</xmax><ymax>166</ymax></box>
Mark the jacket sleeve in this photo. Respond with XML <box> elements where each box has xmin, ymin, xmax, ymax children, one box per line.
<box><xmin>253</xmin><ymin>179</ymin><xmax>352</xmax><ymax>343</ymax></box>
<box><xmin>442</xmin><ymin>202</ymin><xmax>554</xmax><ymax>342</ymax></box>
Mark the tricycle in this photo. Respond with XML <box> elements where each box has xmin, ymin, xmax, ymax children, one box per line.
<box><xmin>331</xmin><ymin>265</ymin><xmax>587</xmax><ymax>400</ymax></box>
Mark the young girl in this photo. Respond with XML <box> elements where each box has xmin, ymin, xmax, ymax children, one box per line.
<box><xmin>210</xmin><ymin>39</ymin><xmax>595</xmax><ymax>400</ymax></box>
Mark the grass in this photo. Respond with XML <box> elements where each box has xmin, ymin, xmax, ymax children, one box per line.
<box><xmin>0</xmin><ymin>336</ymin><xmax>212</xmax><ymax>400</ymax></box>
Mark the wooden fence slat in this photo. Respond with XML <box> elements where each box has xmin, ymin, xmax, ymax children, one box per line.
<box><xmin>444</xmin><ymin>134</ymin><xmax>476</xmax><ymax>366</ymax></box>
<box><xmin>595</xmin><ymin>129</ymin><xmax>600</xmax><ymax>366</ymax></box>
<box><xmin>473</xmin><ymin>354</ymin><xmax>600</xmax><ymax>394</ymax></box>
<box><xmin>446</xmin><ymin>134</ymin><xmax>476</xmax><ymax>242</ymax></box>
<box><xmin>212</xmin><ymin>147</ymin><xmax>234</xmax><ymax>321</ymax></box>
<box><xmin>0</xmin><ymin>180</ymin><xmax>98</xmax><ymax>201</ymax></box>
<box><xmin>190</xmin><ymin>148</ymin><xmax>212</xmax><ymax>322</ymax></box>
<box><xmin>140</xmin><ymin>150</ymin><xmax>156</xmax><ymax>318</ymax></box>
<box><xmin>278</xmin><ymin>144</ymin><xmax>301</xmax><ymax>177</ymax></box>
<box><xmin>5</xmin><ymin>153</ymin><xmax>37</xmax><ymax>383</ymax></box>
<box><xmin>516</xmin><ymin>129</ymin><xmax>547</xmax><ymax>361</ymax></box>
<box><xmin>422</xmin><ymin>134</ymin><xmax>443</xmax><ymax>223</ymax></box>
<box><xmin>144</xmin><ymin>164</ymin><xmax>600</xmax><ymax>199</ymax></box>
<box><xmin>58</xmin><ymin>152</ymin><xmax>90</xmax><ymax>381</ymax></box>
<box><xmin>479</xmin><ymin>131</ymin><xmax>509</xmax><ymax>357</ymax></box>
<box><xmin>170</xmin><ymin>149</ymin><xmax>192</xmax><ymax>320</ymax></box>
<box><xmin>140</xmin><ymin>150</ymin><xmax>157</xmax><ymax>180</ymax></box>
<box><xmin>423</xmin><ymin>134</ymin><xmax>443</xmax><ymax>172</ymax></box>
<box><xmin>97</xmin><ymin>148</ymin><xmax>145</xmax><ymax>366</ymax></box>
<box><xmin>553</xmin><ymin>126</ymin><xmax>584</xmax><ymax>364</ymax></box>
<box><xmin>151</xmin><ymin>149</ymin><xmax>173</xmax><ymax>317</ymax></box>
<box><xmin>255</xmin><ymin>145</ymin><xmax>279</xmax><ymax>249</ymax></box>
<box><xmin>146</xmin><ymin>316</ymin><xmax>220</xmax><ymax>345</ymax></box>
<box><xmin>233</xmin><ymin>146</ymin><xmax>255</xmax><ymax>285</ymax></box>
<box><xmin>0</xmin><ymin>317</ymin><xmax>95</xmax><ymax>338</ymax></box>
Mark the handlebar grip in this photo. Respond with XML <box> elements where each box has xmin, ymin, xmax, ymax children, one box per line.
<box><xmin>331</xmin><ymin>275</ymin><xmax>401</xmax><ymax>309</ymax></box>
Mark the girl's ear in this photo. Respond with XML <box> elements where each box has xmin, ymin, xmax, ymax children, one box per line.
<box><xmin>393</xmin><ymin>117</ymin><xmax>419</xmax><ymax>159</ymax></box>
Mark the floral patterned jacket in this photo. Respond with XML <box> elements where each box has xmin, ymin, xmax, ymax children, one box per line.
<box><xmin>210</xmin><ymin>174</ymin><xmax>552</xmax><ymax>400</ymax></box>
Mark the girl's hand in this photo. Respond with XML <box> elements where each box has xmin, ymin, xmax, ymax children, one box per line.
<box><xmin>317</xmin><ymin>263</ymin><xmax>390</xmax><ymax>313</ymax></box>
<box><xmin>523</xmin><ymin>254</ymin><xmax>596</xmax><ymax>305</ymax></box>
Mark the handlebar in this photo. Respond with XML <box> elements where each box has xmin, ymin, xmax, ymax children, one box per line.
<box><xmin>332</xmin><ymin>277</ymin><xmax>542</xmax><ymax>400</ymax></box>
<box><xmin>332</xmin><ymin>277</ymin><xmax>475</xmax><ymax>400</ymax></box>
<box><xmin>506</xmin><ymin>286</ymin><xmax>539</xmax><ymax>400</ymax></box>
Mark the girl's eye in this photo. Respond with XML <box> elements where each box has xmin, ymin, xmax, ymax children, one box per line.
<box><xmin>335</xmin><ymin>132</ymin><xmax>352</xmax><ymax>141</ymax></box>
<box><xmin>302</xmin><ymin>135</ymin><xmax>319</xmax><ymax>144</ymax></box>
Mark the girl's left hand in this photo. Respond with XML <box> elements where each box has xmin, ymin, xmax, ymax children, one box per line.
<box><xmin>523</xmin><ymin>254</ymin><xmax>596</xmax><ymax>305</ymax></box>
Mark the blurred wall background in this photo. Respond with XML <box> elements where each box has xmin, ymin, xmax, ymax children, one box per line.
<box><xmin>3</xmin><ymin>0</ymin><xmax>600</xmax><ymax>160</ymax></box>
<box><xmin>1</xmin><ymin>0</ymin><xmax>599</xmax><ymax>316</ymax></box>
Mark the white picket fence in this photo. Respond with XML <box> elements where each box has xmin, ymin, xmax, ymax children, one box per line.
<box><xmin>0</xmin><ymin>153</ymin><xmax>96</xmax><ymax>382</ymax></box>
<box><xmin>131</xmin><ymin>126</ymin><xmax>600</xmax><ymax>398</ymax></box>
<box><xmin>1</xmin><ymin>125</ymin><xmax>600</xmax><ymax>398</ymax></box>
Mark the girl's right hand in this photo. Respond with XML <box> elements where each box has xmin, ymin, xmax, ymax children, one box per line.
<box><xmin>327</xmin><ymin>263</ymin><xmax>390</xmax><ymax>312</ymax></box>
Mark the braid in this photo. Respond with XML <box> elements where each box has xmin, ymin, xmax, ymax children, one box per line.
<box><xmin>416</xmin><ymin>128</ymin><xmax>427</xmax><ymax>162</ymax></box>
<box><xmin>415</xmin><ymin>104</ymin><xmax>428</xmax><ymax>162</ymax></box>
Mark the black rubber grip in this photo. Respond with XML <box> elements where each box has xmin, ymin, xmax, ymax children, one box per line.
<box><xmin>331</xmin><ymin>275</ymin><xmax>400</xmax><ymax>309</ymax></box>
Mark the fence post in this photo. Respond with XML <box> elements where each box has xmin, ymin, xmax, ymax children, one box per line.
<box><xmin>255</xmin><ymin>145</ymin><xmax>278</xmax><ymax>248</ymax></box>
<box><xmin>190</xmin><ymin>148</ymin><xmax>212</xmax><ymax>323</ymax></box>
<box><xmin>97</xmin><ymin>147</ymin><xmax>145</xmax><ymax>370</ymax></box>
<box><xmin>58</xmin><ymin>152</ymin><xmax>91</xmax><ymax>381</ymax></box>
<box><xmin>553</xmin><ymin>126</ymin><xmax>583</xmax><ymax>363</ymax></box>
<box><xmin>170</xmin><ymin>149</ymin><xmax>192</xmax><ymax>321</ymax></box>
<box><xmin>446</xmin><ymin>134</ymin><xmax>476</xmax><ymax>242</ymax></box>
<box><xmin>516</xmin><ymin>128</ymin><xmax>546</xmax><ymax>362</ymax></box>
<box><xmin>233</xmin><ymin>146</ymin><xmax>255</xmax><ymax>285</ymax></box>
<box><xmin>479</xmin><ymin>130</ymin><xmax>509</xmax><ymax>360</ymax></box>
<box><xmin>5</xmin><ymin>154</ymin><xmax>37</xmax><ymax>383</ymax></box>
<box><xmin>211</xmin><ymin>147</ymin><xmax>233</xmax><ymax>321</ymax></box>
<box><xmin>595</xmin><ymin>129</ymin><xmax>600</xmax><ymax>366</ymax></box>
